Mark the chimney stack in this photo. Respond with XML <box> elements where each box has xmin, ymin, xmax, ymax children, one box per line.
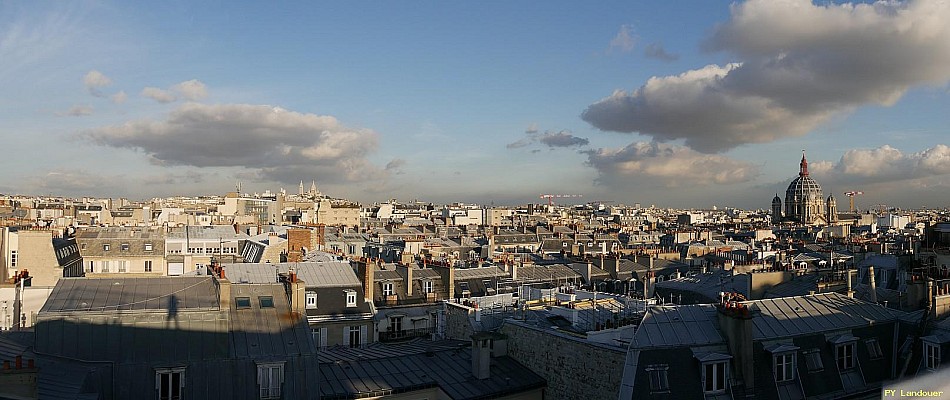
<box><xmin>868</xmin><ymin>266</ymin><xmax>877</xmax><ymax>303</ymax></box>
<box><xmin>511</xmin><ymin>262</ymin><xmax>518</xmax><ymax>281</ymax></box>
<box><xmin>471</xmin><ymin>333</ymin><xmax>493</xmax><ymax>380</ymax></box>
<box><xmin>846</xmin><ymin>269</ymin><xmax>854</xmax><ymax>298</ymax></box>
<box><xmin>718</xmin><ymin>302</ymin><xmax>754</xmax><ymax>396</ymax></box>
<box><xmin>358</xmin><ymin>259</ymin><xmax>376</xmax><ymax>302</ymax></box>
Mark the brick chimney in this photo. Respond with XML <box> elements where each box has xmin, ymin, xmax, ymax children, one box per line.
<box><xmin>218</xmin><ymin>275</ymin><xmax>232</xmax><ymax>310</ymax></box>
<box><xmin>357</xmin><ymin>259</ymin><xmax>375</xmax><ymax>302</ymax></box>
<box><xmin>718</xmin><ymin>299</ymin><xmax>755</xmax><ymax>397</ymax></box>
<box><xmin>399</xmin><ymin>263</ymin><xmax>414</xmax><ymax>297</ymax></box>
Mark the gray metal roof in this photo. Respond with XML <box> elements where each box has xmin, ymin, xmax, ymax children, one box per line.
<box><xmin>223</xmin><ymin>259</ymin><xmax>361</xmax><ymax>287</ymax></box>
<box><xmin>167</xmin><ymin>225</ymin><xmax>248</xmax><ymax>240</ymax></box>
<box><xmin>749</xmin><ymin>293</ymin><xmax>903</xmax><ymax>340</ymax></box>
<box><xmin>228</xmin><ymin>284</ymin><xmax>316</xmax><ymax>359</ymax></box>
<box><xmin>40</xmin><ymin>277</ymin><xmax>219</xmax><ymax>313</ymax></box>
<box><xmin>319</xmin><ymin>340</ymin><xmax>545</xmax><ymax>399</ymax></box>
<box><xmin>632</xmin><ymin>304</ymin><xmax>724</xmax><ymax>349</ymax></box>
<box><xmin>454</xmin><ymin>266</ymin><xmax>508</xmax><ymax>280</ymax></box>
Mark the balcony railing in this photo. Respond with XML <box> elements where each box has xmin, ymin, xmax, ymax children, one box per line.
<box><xmin>379</xmin><ymin>327</ymin><xmax>433</xmax><ymax>342</ymax></box>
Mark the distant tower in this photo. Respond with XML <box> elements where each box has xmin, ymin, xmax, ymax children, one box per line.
<box><xmin>771</xmin><ymin>193</ymin><xmax>783</xmax><ymax>222</ymax></box>
<box><xmin>310</xmin><ymin>181</ymin><xmax>319</xmax><ymax>196</ymax></box>
<box><xmin>826</xmin><ymin>193</ymin><xmax>838</xmax><ymax>223</ymax></box>
<box><xmin>298</xmin><ymin>181</ymin><xmax>305</xmax><ymax>195</ymax></box>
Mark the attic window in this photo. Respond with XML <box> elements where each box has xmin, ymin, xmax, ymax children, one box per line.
<box><xmin>803</xmin><ymin>349</ymin><xmax>824</xmax><ymax>373</ymax></box>
<box><xmin>121</xmin><ymin>243</ymin><xmax>130</xmax><ymax>251</ymax></box>
<box><xmin>145</xmin><ymin>243</ymin><xmax>153</xmax><ymax>251</ymax></box>
<box><xmin>236</xmin><ymin>297</ymin><xmax>251</xmax><ymax>309</ymax></box>
<box><xmin>103</xmin><ymin>244</ymin><xmax>110</xmax><ymax>251</ymax></box>
<box><xmin>865</xmin><ymin>339</ymin><xmax>883</xmax><ymax>360</ymax></box>
<box><xmin>645</xmin><ymin>364</ymin><xmax>669</xmax><ymax>393</ymax></box>
<box><xmin>345</xmin><ymin>290</ymin><xmax>357</xmax><ymax>307</ymax></box>
<box><xmin>259</xmin><ymin>296</ymin><xmax>274</xmax><ymax>308</ymax></box>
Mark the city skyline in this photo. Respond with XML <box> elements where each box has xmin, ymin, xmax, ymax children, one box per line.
<box><xmin>2</xmin><ymin>1</ymin><xmax>950</xmax><ymax>209</ymax></box>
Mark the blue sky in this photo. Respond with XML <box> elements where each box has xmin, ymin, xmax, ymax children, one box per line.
<box><xmin>2</xmin><ymin>0</ymin><xmax>949</xmax><ymax>209</ymax></box>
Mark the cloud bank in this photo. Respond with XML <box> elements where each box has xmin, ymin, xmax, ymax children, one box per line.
<box><xmin>80</xmin><ymin>103</ymin><xmax>383</xmax><ymax>184</ymax></box>
<box><xmin>584</xmin><ymin>141</ymin><xmax>759</xmax><ymax>187</ymax></box>
<box><xmin>583</xmin><ymin>0</ymin><xmax>950</xmax><ymax>153</ymax></box>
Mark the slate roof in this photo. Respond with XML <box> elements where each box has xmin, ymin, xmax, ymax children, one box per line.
<box><xmin>632</xmin><ymin>304</ymin><xmax>724</xmax><ymax>348</ymax></box>
<box><xmin>749</xmin><ymin>292</ymin><xmax>903</xmax><ymax>340</ymax></box>
<box><xmin>228</xmin><ymin>283</ymin><xmax>316</xmax><ymax>359</ymax></box>
<box><xmin>40</xmin><ymin>277</ymin><xmax>219</xmax><ymax>313</ymax></box>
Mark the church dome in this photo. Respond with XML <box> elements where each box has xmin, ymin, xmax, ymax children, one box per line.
<box><xmin>784</xmin><ymin>152</ymin><xmax>825</xmax><ymax>224</ymax></box>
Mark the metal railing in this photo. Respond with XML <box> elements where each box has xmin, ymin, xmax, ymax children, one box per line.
<box><xmin>378</xmin><ymin>327</ymin><xmax>433</xmax><ymax>342</ymax></box>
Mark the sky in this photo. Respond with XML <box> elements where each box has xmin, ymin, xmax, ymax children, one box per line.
<box><xmin>2</xmin><ymin>0</ymin><xmax>950</xmax><ymax>210</ymax></box>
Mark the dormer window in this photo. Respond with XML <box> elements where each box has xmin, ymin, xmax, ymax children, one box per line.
<box><xmin>121</xmin><ymin>243</ymin><xmax>130</xmax><ymax>251</ymax></box>
<box><xmin>145</xmin><ymin>243</ymin><xmax>153</xmax><ymax>251</ymax></box>
<box><xmin>774</xmin><ymin>353</ymin><xmax>795</xmax><ymax>382</ymax></box>
<box><xmin>702</xmin><ymin>361</ymin><xmax>728</xmax><ymax>394</ymax></box>
<box><xmin>925</xmin><ymin>342</ymin><xmax>941</xmax><ymax>371</ymax></box>
<box><xmin>103</xmin><ymin>244</ymin><xmax>110</xmax><ymax>251</ymax></box>
<box><xmin>645</xmin><ymin>364</ymin><xmax>669</xmax><ymax>394</ymax></box>
<box><xmin>382</xmin><ymin>282</ymin><xmax>394</xmax><ymax>296</ymax></box>
<box><xmin>345</xmin><ymin>290</ymin><xmax>357</xmax><ymax>307</ymax></box>
<box><xmin>423</xmin><ymin>280</ymin><xmax>433</xmax><ymax>294</ymax></box>
<box><xmin>306</xmin><ymin>292</ymin><xmax>317</xmax><ymax>309</ymax></box>
<box><xmin>836</xmin><ymin>343</ymin><xmax>855</xmax><ymax>370</ymax></box>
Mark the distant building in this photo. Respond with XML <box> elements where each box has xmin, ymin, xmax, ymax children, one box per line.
<box><xmin>774</xmin><ymin>152</ymin><xmax>827</xmax><ymax>225</ymax></box>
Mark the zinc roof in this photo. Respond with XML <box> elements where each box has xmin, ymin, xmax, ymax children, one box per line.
<box><xmin>40</xmin><ymin>277</ymin><xmax>219</xmax><ymax>313</ymax></box>
<box><xmin>633</xmin><ymin>304</ymin><xmax>724</xmax><ymax>349</ymax></box>
<box><xmin>749</xmin><ymin>293</ymin><xmax>903</xmax><ymax>340</ymax></box>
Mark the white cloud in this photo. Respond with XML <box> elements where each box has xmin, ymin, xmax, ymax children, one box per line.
<box><xmin>608</xmin><ymin>24</ymin><xmax>636</xmax><ymax>54</ymax></box>
<box><xmin>141</xmin><ymin>79</ymin><xmax>210</xmax><ymax>103</ymax></box>
<box><xmin>80</xmin><ymin>103</ymin><xmax>384</xmax><ymax>184</ymax></box>
<box><xmin>584</xmin><ymin>0</ymin><xmax>950</xmax><ymax>153</ymax></box>
<box><xmin>525</xmin><ymin>123</ymin><xmax>539</xmax><ymax>134</ymax></box>
<box><xmin>172</xmin><ymin>79</ymin><xmax>208</xmax><ymax>101</ymax></box>
<box><xmin>110</xmin><ymin>90</ymin><xmax>127</xmax><ymax>104</ymax></box>
<box><xmin>141</xmin><ymin>87</ymin><xmax>176</xmax><ymax>103</ymax></box>
<box><xmin>813</xmin><ymin>144</ymin><xmax>950</xmax><ymax>183</ymax></box>
<box><xmin>584</xmin><ymin>141</ymin><xmax>759</xmax><ymax>187</ymax></box>
<box><xmin>83</xmin><ymin>70</ymin><xmax>112</xmax><ymax>97</ymax></box>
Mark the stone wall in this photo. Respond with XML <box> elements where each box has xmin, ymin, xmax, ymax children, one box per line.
<box><xmin>500</xmin><ymin>320</ymin><xmax>626</xmax><ymax>400</ymax></box>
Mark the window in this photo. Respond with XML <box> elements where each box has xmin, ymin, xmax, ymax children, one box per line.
<box><xmin>101</xmin><ymin>261</ymin><xmax>110</xmax><ymax>273</ymax></box>
<box><xmin>87</xmin><ymin>261</ymin><xmax>94</xmax><ymax>273</ymax></box>
<box><xmin>925</xmin><ymin>342</ymin><xmax>941</xmax><ymax>371</ymax></box>
<box><xmin>836</xmin><ymin>343</ymin><xmax>855</xmax><ymax>370</ymax></box>
<box><xmin>646</xmin><ymin>364</ymin><xmax>670</xmax><ymax>393</ymax></box>
<box><xmin>347</xmin><ymin>326</ymin><xmax>362</xmax><ymax>348</ymax></box>
<box><xmin>390</xmin><ymin>316</ymin><xmax>403</xmax><ymax>333</ymax></box>
<box><xmin>703</xmin><ymin>361</ymin><xmax>727</xmax><ymax>393</ymax></box>
<box><xmin>257</xmin><ymin>362</ymin><xmax>284</xmax><ymax>399</ymax></box>
<box><xmin>803</xmin><ymin>349</ymin><xmax>824</xmax><ymax>373</ymax></box>
<box><xmin>80</xmin><ymin>243</ymin><xmax>86</xmax><ymax>250</ymax></box>
<box><xmin>118</xmin><ymin>261</ymin><xmax>127</xmax><ymax>273</ymax></box>
<box><xmin>865</xmin><ymin>339</ymin><xmax>884</xmax><ymax>360</ymax></box>
<box><xmin>345</xmin><ymin>290</ymin><xmax>357</xmax><ymax>307</ymax></box>
<box><xmin>155</xmin><ymin>368</ymin><xmax>184</xmax><ymax>400</ymax></box>
<box><xmin>259</xmin><ymin>296</ymin><xmax>274</xmax><ymax>308</ymax></box>
<box><xmin>236</xmin><ymin>297</ymin><xmax>251</xmax><ymax>309</ymax></box>
<box><xmin>145</xmin><ymin>243</ymin><xmax>153</xmax><ymax>251</ymax></box>
<box><xmin>423</xmin><ymin>280</ymin><xmax>433</xmax><ymax>294</ymax></box>
<box><xmin>145</xmin><ymin>260</ymin><xmax>153</xmax><ymax>272</ymax></box>
<box><xmin>10</xmin><ymin>250</ymin><xmax>16</xmax><ymax>267</ymax></box>
<box><xmin>382</xmin><ymin>282</ymin><xmax>394</xmax><ymax>296</ymax></box>
<box><xmin>121</xmin><ymin>243</ymin><xmax>130</xmax><ymax>251</ymax></box>
<box><xmin>306</xmin><ymin>292</ymin><xmax>317</xmax><ymax>309</ymax></box>
<box><xmin>775</xmin><ymin>353</ymin><xmax>795</xmax><ymax>382</ymax></box>
<box><xmin>103</xmin><ymin>244</ymin><xmax>110</xmax><ymax>251</ymax></box>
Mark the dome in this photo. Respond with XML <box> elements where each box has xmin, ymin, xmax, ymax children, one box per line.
<box><xmin>783</xmin><ymin>152</ymin><xmax>825</xmax><ymax>224</ymax></box>
<box><xmin>785</xmin><ymin>175</ymin><xmax>823</xmax><ymax>202</ymax></box>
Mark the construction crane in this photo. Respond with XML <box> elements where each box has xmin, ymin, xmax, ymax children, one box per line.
<box><xmin>539</xmin><ymin>193</ymin><xmax>583</xmax><ymax>206</ymax></box>
<box><xmin>844</xmin><ymin>191</ymin><xmax>864</xmax><ymax>213</ymax></box>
